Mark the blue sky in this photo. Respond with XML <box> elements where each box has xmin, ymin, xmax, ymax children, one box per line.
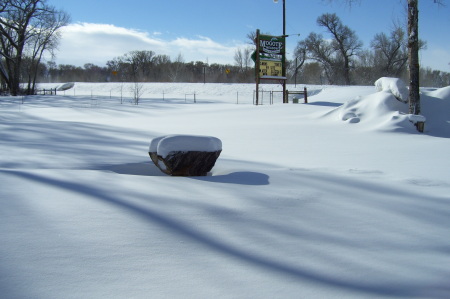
<box><xmin>50</xmin><ymin>0</ymin><xmax>450</xmax><ymax>72</ymax></box>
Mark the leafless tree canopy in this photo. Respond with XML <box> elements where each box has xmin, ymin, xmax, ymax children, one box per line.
<box><xmin>0</xmin><ymin>0</ymin><xmax>69</xmax><ymax>95</ymax></box>
<box><xmin>295</xmin><ymin>13</ymin><xmax>362</xmax><ymax>85</ymax></box>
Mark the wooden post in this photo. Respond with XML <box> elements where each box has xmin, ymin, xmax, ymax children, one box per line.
<box><xmin>416</xmin><ymin>121</ymin><xmax>425</xmax><ymax>133</ymax></box>
<box><xmin>255</xmin><ymin>29</ymin><xmax>261</xmax><ymax>106</ymax></box>
<box><xmin>304</xmin><ymin>87</ymin><xmax>308</xmax><ymax>103</ymax></box>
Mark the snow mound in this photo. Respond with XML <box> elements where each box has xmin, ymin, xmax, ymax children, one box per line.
<box><xmin>426</xmin><ymin>85</ymin><xmax>450</xmax><ymax>100</ymax></box>
<box><xmin>374</xmin><ymin>77</ymin><xmax>408</xmax><ymax>102</ymax></box>
<box><xmin>322</xmin><ymin>90</ymin><xmax>418</xmax><ymax>132</ymax></box>
<box><xmin>57</xmin><ymin>82</ymin><xmax>75</xmax><ymax>91</ymax></box>
<box><xmin>420</xmin><ymin>86</ymin><xmax>450</xmax><ymax>137</ymax></box>
<box><xmin>321</xmin><ymin>84</ymin><xmax>450</xmax><ymax>135</ymax></box>
<box><xmin>149</xmin><ymin>135</ymin><xmax>222</xmax><ymax>158</ymax></box>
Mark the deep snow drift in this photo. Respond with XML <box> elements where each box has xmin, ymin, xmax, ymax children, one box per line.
<box><xmin>1</xmin><ymin>82</ymin><xmax>449</xmax><ymax>298</ymax></box>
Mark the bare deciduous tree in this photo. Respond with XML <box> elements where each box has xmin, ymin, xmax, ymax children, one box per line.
<box><xmin>291</xmin><ymin>41</ymin><xmax>307</xmax><ymax>82</ymax></box>
<box><xmin>23</xmin><ymin>7</ymin><xmax>69</xmax><ymax>94</ymax></box>
<box><xmin>130</xmin><ymin>82</ymin><xmax>145</xmax><ymax>105</ymax></box>
<box><xmin>371</xmin><ymin>26</ymin><xmax>408</xmax><ymax>77</ymax></box>
<box><xmin>234</xmin><ymin>47</ymin><xmax>253</xmax><ymax>72</ymax></box>
<box><xmin>298</xmin><ymin>32</ymin><xmax>340</xmax><ymax>84</ymax></box>
<box><xmin>295</xmin><ymin>13</ymin><xmax>362</xmax><ymax>85</ymax></box>
<box><xmin>317</xmin><ymin>13</ymin><xmax>362</xmax><ymax>85</ymax></box>
<box><xmin>169</xmin><ymin>53</ymin><xmax>185</xmax><ymax>82</ymax></box>
<box><xmin>0</xmin><ymin>0</ymin><xmax>69</xmax><ymax>95</ymax></box>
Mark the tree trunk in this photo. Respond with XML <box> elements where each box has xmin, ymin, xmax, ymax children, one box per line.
<box><xmin>344</xmin><ymin>56</ymin><xmax>351</xmax><ymax>85</ymax></box>
<box><xmin>408</xmin><ymin>0</ymin><xmax>420</xmax><ymax>115</ymax></box>
<box><xmin>11</xmin><ymin>58</ymin><xmax>22</xmax><ymax>96</ymax></box>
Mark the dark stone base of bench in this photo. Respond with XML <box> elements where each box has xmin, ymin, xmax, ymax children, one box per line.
<box><xmin>149</xmin><ymin>150</ymin><xmax>221</xmax><ymax>176</ymax></box>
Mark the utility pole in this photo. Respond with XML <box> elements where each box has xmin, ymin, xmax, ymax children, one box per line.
<box><xmin>274</xmin><ymin>0</ymin><xmax>287</xmax><ymax>103</ymax></box>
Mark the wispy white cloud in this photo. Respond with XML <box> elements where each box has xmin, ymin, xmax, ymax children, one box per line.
<box><xmin>169</xmin><ymin>36</ymin><xmax>237</xmax><ymax>63</ymax></box>
<box><xmin>53</xmin><ymin>23</ymin><xmax>245</xmax><ymax>67</ymax></box>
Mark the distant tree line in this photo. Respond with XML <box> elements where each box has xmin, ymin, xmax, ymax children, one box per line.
<box><xmin>36</xmin><ymin>44</ymin><xmax>449</xmax><ymax>89</ymax></box>
<box><xmin>42</xmin><ymin>51</ymin><xmax>254</xmax><ymax>84</ymax></box>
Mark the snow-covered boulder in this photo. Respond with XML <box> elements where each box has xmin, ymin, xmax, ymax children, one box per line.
<box><xmin>374</xmin><ymin>77</ymin><xmax>408</xmax><ymax>103</ymax></box>
<box><xmin>149</xmin><ymin>135</ymin><xmax>222</xmax><ymax>176</ymax></box>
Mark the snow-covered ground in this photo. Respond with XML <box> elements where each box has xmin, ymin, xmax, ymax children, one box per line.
<box><xmin>1</xmin><ymin>82</ymin><xmax>449</xmax><ymax>298</ymax></box>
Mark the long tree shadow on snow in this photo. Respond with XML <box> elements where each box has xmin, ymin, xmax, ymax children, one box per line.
<box><xmin>105</xmin><ymin>161</ymin><xmax>270</xmax><ymax>185</ymax></box>
<box><xmin>307</xmin><ymin>101</ymin><xmax>342</xmax><ymax>107</ymax></box>
<box><xmin>192</xmin><ymin>171</ymin><xmax>269</xmax><ymax>185</ymax></box>
<box><xmin>105</xmin><ymin>161</ymin><xmax>167</xmax><ymax>176</ymax></box>
<box><xmin>4</xmin><ymin>169</ymin><xmax>450</xmax><ymax>298</ymax></box>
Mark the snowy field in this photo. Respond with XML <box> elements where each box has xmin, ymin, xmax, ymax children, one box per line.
<box><xmin>1</xmin><ymin>82</ymin><xmax>449</xmax><ymax>298</ymax></box>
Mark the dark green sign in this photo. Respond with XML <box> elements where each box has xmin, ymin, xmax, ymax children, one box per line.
<box><xmin>259</xmin><ymin>34</ymin><xmax>285</xmax><ymax>56</ymax></box>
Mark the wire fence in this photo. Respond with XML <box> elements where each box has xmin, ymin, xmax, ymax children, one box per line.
<box><xmin>4</xmin><ymin>83</ymin><xmax>311</xmax><ymax>108</ymax></box>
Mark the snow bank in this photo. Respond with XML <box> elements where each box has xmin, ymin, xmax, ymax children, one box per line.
<box><xmin>150</xmin><ymin>135</ymin><xmax>222</xmax><ymax>158</ymax></box>
<box><xmin>325</xmin><ymin>90</ymin><xmax>409</xmax><ymax>130</ymax></box>
<box><xmin>374</xmin><ymin>77</ymin><xmax>408</xmax><ymax>102</ymax></box>
<box><xmin>420</xmin><ymin>86</ymin><xmax>450</xmax><ymax>136</ymax></box>
<box><xmin>334</xmin><ymin>91</ymin><xmax>429</xmax><ymax>132</ymax></box>
<box><xmin>320</xmin><ymin>78</ymin><xmax>445</xmax><ymax>133</ymax></box>
<box><xmin>426</xmin><ymin>85</ymin><xmax>450</xmax><ymax>100</ymax></box>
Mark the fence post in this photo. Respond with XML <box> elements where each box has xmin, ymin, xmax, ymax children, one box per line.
<box><xmin>304</xmin><ymin>87</ymin><xmax>308</xmax><ymax>103</ymax></box>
